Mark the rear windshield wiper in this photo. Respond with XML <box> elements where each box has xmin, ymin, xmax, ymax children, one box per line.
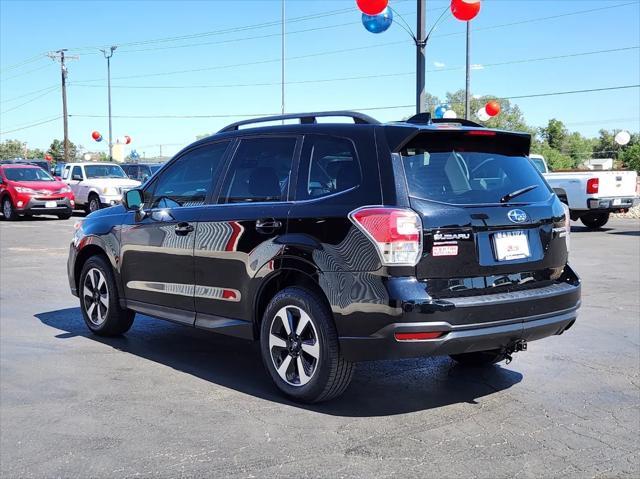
<box><xmin>500</xmin><ymin>184</ymin><xmax>538</xmax><ymax>203</ymax></box>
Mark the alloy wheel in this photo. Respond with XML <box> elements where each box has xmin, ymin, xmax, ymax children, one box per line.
<box><xmin>268</xmin><ymin>305</ymin><xmax>320</xmax><ymax>387</ymax></box>
<box><xmin>83</xmin><ymin>268</ymin><xmax>109</xmax><ymax>325</ymax></box>
<box><xmin>3</xmin><ymin>199</ymin><xmax>13</xmax><ymax>219</ymax></box>
<box><xmin>89</xmin><ymin>198</ymin><xmax>100</xmax><ymax>213</ymax></box>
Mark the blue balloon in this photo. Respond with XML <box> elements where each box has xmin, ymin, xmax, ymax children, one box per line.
<box><xmin>434</xmin><ymin>105</ymin><xmax>447</xmax><ymax>119</ymax></box>
<box><xmin>362</xmin><ymin>8</ymin><xmax>393</xmax><ymax>34</ymax></box>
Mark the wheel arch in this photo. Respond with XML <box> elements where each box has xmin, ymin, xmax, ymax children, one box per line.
<box><xmin>74</xmin><ymin>239</ymin><xmax>124</xmax><ymax>302</ymax></box>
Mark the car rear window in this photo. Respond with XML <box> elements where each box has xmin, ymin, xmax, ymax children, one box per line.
<box><xmin>400</xmin><ymin>131</ymin><xmax>551</xmax><ymax>205</ymax></box>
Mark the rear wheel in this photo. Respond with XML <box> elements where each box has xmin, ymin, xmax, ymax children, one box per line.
<box><xmin>260</xmin><ymin>287</ymin><xmax>353</xmax><ymax>403</ymax></box>
<box><xmin>57</xmin><ymin>210</ymin><xmax>73</xmax><ymax>220</ymax></box>
<box><xmin>580</xmin><ymin>212</ymin><xmax>609</xmax><ymax>230</ymax></box>
<box><xmin>2</xmin><ymin>197</ymin><xmax>17</xmax><ymax>221</ymax></box>
<box><xmin>450</xmin><ymin>349</ymin><xmax>507</xmax><ymax>366</ymax></box>
<box><xmin>79</xmin><ymin>255</ymin><xmax>135</xmax><ymax>336</ymax></box>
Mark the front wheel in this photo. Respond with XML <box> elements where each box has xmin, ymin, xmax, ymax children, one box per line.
<box><xmin>260</xmin><ymin>287</ymin><xmax>353</xmax><ymax>403</ymax></box>
<box><xmin>86</xmin><ymin>194</ymin><xmax>101</xmax><ymax>214</ymax></box>
<box><xmin>2</xmin><ymin>197</ymin><xmax>17</xmax><ymax>221</ymax></box>
<box><xmin>580</xmin><ymin>212</ymin><xmax>609</xmax><ymax>230</ymax></box>
<box><xmin>450</xmin><ymin>350</ymin><xmax>507</xmax><ymax>366</ymax></box>
<box><xmin>79</xmin><ymin>255</ymin><xmax>135</xmax><ymax>336</ymax></box>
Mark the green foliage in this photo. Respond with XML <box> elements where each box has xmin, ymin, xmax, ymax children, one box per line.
<box><xmin>539</xmin><ymin>119</ymin><xmax>568</xmax><ymax>151</ymax></box>
<box><xmin>0</xmin><ymin>139</ymin><xmax>26</xmax><ymax>160</ymax></box>
<box><xmin>619</xmin><ymin>143</ymin><xmax>640</xmax><ymax>172</ymax></box>
<box><xmin>564</xmin><ymin>132</ymin><xmax>595</xmax><ymax>165</ymax></box>
<box><xmin>592</xmin><ymin>129</ymin><xmax>639</xmax><ymax>160</ymax></box>
<box><xmin>531</xmin><ymin>142</ymin><xmax>575</xmax><ymax>170</ymax></box>
<box><xmin>47</xmin><ymin>139</ymin><xmax>77</xmax><ymax>162</ymax></box>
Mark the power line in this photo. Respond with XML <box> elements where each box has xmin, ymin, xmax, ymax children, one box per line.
<box><xmin>1</xmin><ymin>63</ymin><xmax>53</xmax><ymax>82</ymax></box>
<box><xmin>0</xmin><ymin>54</ymin><xmax>46</xmax><ymax>74</ymax></box>
<box><xmin>67</xmin><ymin>84</ymin><xmax>640</xmax><ymax>120</ymax></box>
<box><xmin>0</xmin><ymin>87</ymin><xmax>59</xmax><ymax>115</ymax></box>
<box><xmin>0</xmin><ymin>116</ymin><xmax>61</xmax><ymax>136</ymax></box>
<box><xmin>68</xmin><ymin>46</ymin><xmax>638</xmax><ymax>90</ymax></box>
<box><xmin>0</xmin><ymin>84</ymin><xmax>60</xmax><ymax>104</ymax></box>
<box><xmin>70</xmin><ymin>2</ymin><xmax>639</xmax><ymax>84</ymax></box>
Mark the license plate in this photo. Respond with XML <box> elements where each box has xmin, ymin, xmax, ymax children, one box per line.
<box><xmin>493</xmin><ymin>231</ymin><xmax>530</xmax><ymax>261</ymax></box>
<box><xmin>612</xmin><ymin>198</ymin><xmax>622</xmax><ymax>206</ymax></box>
<box><xmin>45</xmin><ymin>201</ymin><xmax>57</xmax><ymax>208</ymax></box>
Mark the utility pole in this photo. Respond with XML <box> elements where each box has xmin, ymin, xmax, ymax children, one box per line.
<box><xmin>48</xmin><ymin>49</ymin><xmax>77</xmax><ymax>163</ymax></box>
<box><xmin>159</xmin><ymin>145</ymin><xmax>163</xmax><ymax>158</ymax></box>
<box><xmin>465</xmin><ymin>22</ymin><xmax>471</xmax><ymax>120</ymax></box>
<box><xmin>281</xmin><ymin>0</ymin><xmax>286</xmax><ymax>118</ymax></box>
<box><xmin>100</xmin><ymin>46</ymin><xmax>117</xmax><ymax>160</ymax></box>
<box><xmin>416</xmin><ymin>0</ymin><xmax>426</xmax><ymax>114</ymax></box>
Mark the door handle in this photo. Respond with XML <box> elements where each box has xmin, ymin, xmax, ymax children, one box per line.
<box><xmin>256</xmin><ymin>218</ymin><xmax>282</xmax><ymax>233</ymax></box>
<box><xmin>175</xmin><ymin>222</ymin><xmax>195</xmax><ymax>236</ymax></box>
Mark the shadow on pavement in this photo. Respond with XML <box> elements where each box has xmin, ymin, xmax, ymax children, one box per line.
<box><xmin>36</xmin><ymin>307</ymin><xmax>523</xmax><ymax>417</ymax></box>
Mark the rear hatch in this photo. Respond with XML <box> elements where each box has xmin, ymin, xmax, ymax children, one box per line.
<box><xmin>395</xmin><ymin>128</ymin><xmax>569</xmax><ymax>297</ymax></box>
<box><xmin>592</xmin><ymin>170</ymin><xmax>638</xmax><ymax>198</ymax></box>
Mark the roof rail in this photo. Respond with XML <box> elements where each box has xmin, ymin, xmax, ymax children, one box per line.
<box><xmin>218</xmin><ymin>111</ymin><xmax>380</xmax><ymax>133</ymax></box>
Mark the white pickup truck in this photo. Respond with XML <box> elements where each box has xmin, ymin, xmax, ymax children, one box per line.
<box><xmin>61</xmin><ymin>162</ymin><xmax>141</xmax><ymax>213</ymax></box>
<box><xmin>530</xmin><ymin>154</ymin><xmax>639</xmax><ymax>229</ymax></box>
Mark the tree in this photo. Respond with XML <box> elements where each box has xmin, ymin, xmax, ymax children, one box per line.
<box><xmin>539</xmin><ymin>119</ymin><xmax>568</xmax><ymax>151</ymax></box>
<box><xmin>47</xmin><ymin>139</ymin><xmax>77</xmax><ymax>162</ymax></box>
<box><xmin>0</xmin><ymin>139</ymin><xmax>26</xmax><ymax>160</ymax></box>
<box><xmin>619</xmin><ymin>143</ymin><xmax>640</xmax><ymax>172</ymax></box>
<box><xmin>530</xmin><ymin>142</ymin><xmax>575</xmax><ymax>170</ymax></box>
<box><xmin>564</xmin><ymin>132</ymin><xmax>594</xmax><ymax>167</ymax></box>
<box><xmin>592</xmin><ymin>129</ymin><xmax>639</xmax><ymax>160</ymax></box>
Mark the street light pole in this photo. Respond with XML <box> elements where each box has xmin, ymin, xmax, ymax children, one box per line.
<box><xmin>465</xmin><ymin>22</ymin><xmax>471</xmax><ymax>119</ymax></box>
<box><xmin>100</xmin><ymin>46</ymin><xmax>117</xmax><ymax>160</ymax></box>
<box><xmin>281</xmin><ymin>0</ymin><xmax>286</xmax><ymax>117</ymax></box>
<box><xmin>416</xmin><ymin>0</ymin><xmax>426</xmax><ymax>114</ymax></box>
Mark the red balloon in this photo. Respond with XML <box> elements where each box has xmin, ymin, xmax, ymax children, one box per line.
<box><xmin>44</xmin><ymin>154</ymin><xmax>52</xmax><ymax>162</ymax></box>
<box><xmin>91</xmin><ymin>130</ymin><xmax>101</xmax><ymax>140</ymax></box>
<box><xmin>451</xmin><ymin>0</ymin><xmax>481</xmax><ymax>21</ymax></box>
<box><xmin>356</xmin><ymin>0</ymin><xmax>388</xmax><ymax>16</ymax></box>
<box><xmin>124</xmin><ymin>135</ymin><xmax>132</xmax><ymax>145</ymax></box>
<box><xmin>485</xmin><ymin>100</ymin><xmax>501</xmax><ymax>117</ymax></box>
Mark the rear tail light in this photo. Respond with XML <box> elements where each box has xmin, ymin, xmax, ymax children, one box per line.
<box><xmin>465</xmin><ymin>130</ymin><xmax>496</xmax><ymax>136</ymax></box>
<box><xmin>561</xmin><ymin>202</ymin><xmax>571</xmax><ymax>255</ymax></box>
<box><xmin>349</xmin><ymin>207</ymin><xmax>422</xmax><ymax>266</ymax></box>
<box><xmin>586</xmin><ymin>178</ymin><xmax>599</xmax><ymax>194</ymax></box>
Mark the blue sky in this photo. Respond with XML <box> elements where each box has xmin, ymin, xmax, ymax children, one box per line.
<box><xmin>1</xmin><ymin>0</ymin><xmax>639</xmax><ymax>158</ymax></box>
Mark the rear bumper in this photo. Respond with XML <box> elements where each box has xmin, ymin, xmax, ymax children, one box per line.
<box><xmin>585</xmin><ymin>196</ymin><xmax>639</xmax><ymax>211</ymax></box>
<box><xmin>338</xmin><ymin>268</ymin><xmax>581</xmax><ymax>362</ymax></box>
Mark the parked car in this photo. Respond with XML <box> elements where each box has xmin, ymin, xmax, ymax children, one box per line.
<box><xmin>120</xmin><ymin>162</ymin><xmax>164</xmax><ymax>183</ymax></box>
<box><xmin>60</xmin><ymin>162</ymin><xmax>141</xmax><ymax>213</ymax></box>
<box><xmin>0</xmin><ymin>164</ymin><xmax>75</xmax><ymax>220</ymax></box>
<box><xmin>0</xmin><ymin>158</ymin><xmax>52</xmax><ymax>173</ymax></box>
<box><xmin>530</xmin><ymin>154</ymin><xmax>639</xmax><ymax>229</ymax></box>
<box><xmin>67</xmin><ymin>111</ymin><xmax>580</xmax><ymax>403</ymax></box>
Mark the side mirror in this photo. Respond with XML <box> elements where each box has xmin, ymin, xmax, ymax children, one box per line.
<box><xmin>124</xmin><ymin>189</ymin><xmax>144</xmax><ymax>210</ymax></box>
<box><xmin>72</xmin><ymin>174</ymin><xmax>83</xmax><ymax>181</ymax></box>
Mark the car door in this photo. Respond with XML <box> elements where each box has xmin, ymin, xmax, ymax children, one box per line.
<box><xmin>194</xmin><ymin>136</ymin><xmax>300</xmax><ymax>326</ymax></box>
<box><xmin>119</xmin><ymin>142</ymin><xmax>231</xmax><ymax>322</ymax></box>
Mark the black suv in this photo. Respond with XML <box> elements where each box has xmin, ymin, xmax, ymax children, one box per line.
<box><xmin>67</xmin><ymin>111</ymin><xmax>581</xmax><ymax>403</ymax></box>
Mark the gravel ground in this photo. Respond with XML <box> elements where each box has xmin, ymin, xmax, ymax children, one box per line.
<box><xmin>1</xmin><ymin>215</ymin><xmax>639</xmax><ymax>478</ymax></box>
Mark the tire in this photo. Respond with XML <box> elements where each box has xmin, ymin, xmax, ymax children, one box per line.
<box><xmin>260</xmin><ymin>287</ymin><xmax>353</xmax><ymax>403</ymax></box>
<box><xmin>86</xmin><ymin>194</ymin><xmax>101</xmax><ymax>214</ymax></box>
<box><xmin>57</xmin><ymin>211</ymin><xmax>73</xmax><ymax>220</ymax></box>
<box><xmin>580</xmin><ymin>212</ymin><xmax>609</xmax><ymax>230</ymax></box>
<box><xmin>79</xmin><ymin>255</ymin><xmax>135</xmax><ymax>336</ymax></box>
<box><xmin>2</xmin><ymin>196</ymin><xmax>17</xmax><ymax>221</ymax></box>
<box><xmin>450</xmin><ymin>349</ymin><xmax>507</xmax><ymax>366</ymax></box>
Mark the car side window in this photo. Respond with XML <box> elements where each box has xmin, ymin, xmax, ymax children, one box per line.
<box><xmin>149</xmin><ymin>142</ymin><xmax>230</xmax><ymax>209</ymax></box>
<box><xmin>71</xmin><ymin>166</ymin><xmax>83</xmax><ymax>180</ymax></box>
<box><xmin>298</xmin><ymin>135</ymin><xmax>361</xmax><ymax>200</ymax></box>
<box><xmin>62</xmin><ymin>166</ymin><xmax>70</xmax><ymax>179</ymax></box>
<box><xmin>218</xmin><ymin>137</ymin><xmax>297</xmax><ymax>204</ymax></box>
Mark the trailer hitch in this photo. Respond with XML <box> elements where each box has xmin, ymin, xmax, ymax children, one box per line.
<box><xmin>504</xmin><ymin>339</ymin><xmax>527</xmax><ymax>364</ymax></box>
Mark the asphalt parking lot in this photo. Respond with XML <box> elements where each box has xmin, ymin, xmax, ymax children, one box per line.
<box><xmin>1</xmin><ymin>215</ymin><xmax>638</xmax><ymax>478</ymax></box>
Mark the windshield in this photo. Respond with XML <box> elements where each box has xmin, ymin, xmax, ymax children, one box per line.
<box><xmin>401</xmin><ymin>138</ymin><xmax>551</xmax><ymax>205</ymax></box>
<box><xmin>84</xmin><ymin>164</ymin><xmax>127</xmax><ymax>179</ymax></box>
<box><xmin>4</xmin><ymin>168</ymin><xmax>55</xmax><ymax>182</ymax></box>
<box><xmin>530</xmin><ymin>158</ymin><xmax>546</xmax><ymax>174</ymax></box>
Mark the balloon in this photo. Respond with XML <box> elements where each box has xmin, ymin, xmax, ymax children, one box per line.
<box><xmin>451</xmin><ymin>0</ymin><xmax>481</xmax><ymax>22</ymax></box>
<box><xmin>443</xmin><ymin>110</ymin><xmax>458</xmax><ymax>119</ymax></box>
<box><xmin>356</xmin><ymin>0</ymin><xmax>388</xmax><ymax>16</ymax></box>
<box><xmin>91</xmin><ymin>131</ymin><xmax>101</xmax><ymax>140</ymax></box>
<box><xmin>124</xmin><ymin>135</ymin><xmax>132</xmax><ymax>145</ymax></box>
<box><xmin>95</xmin><ymin>135</ymin><xmax>103</xmax><ymax>142</ymax></box>
<box><xmin>434</xmin><ymin>105</ymin><xmax>447</xmax><ymax>119</ymax></box>
<box><xmin>44</xmin><ymin>154</ymin><xmax>52</xmax><ymax>162</ymax></box>
<box><xmin>476</xmin><ymin>107</ymin><xmax>490</xmax><ymax>122</ymax></box>
<box><xmin>485</xmin><ymin>100</ymin><xmax>501</xmax><ymax>117</ymax></box>
<box><xmin>362</xmin><ymin>8</ymin><xmax>393</xmax><ymax>34</ymax></box>
<box><xmin>614</xmin><ymin>130</ymin><xmax>631</xmax><ymax>146</ymax></box>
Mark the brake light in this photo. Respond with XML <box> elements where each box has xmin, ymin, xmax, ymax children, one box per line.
<box><xmin>349</xmin><ymin>207</ymin><xmax>422</xmax><ymax>266</ymax></box>
<box><xmin>466</xmin><ymin>130</ymin><xmax>496</xmax><ymax>136</ymax></box>
<box><xmin>586</xmin><ymin>178</ymin><xmax>599</xmax><ymax>194</ymax></box>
